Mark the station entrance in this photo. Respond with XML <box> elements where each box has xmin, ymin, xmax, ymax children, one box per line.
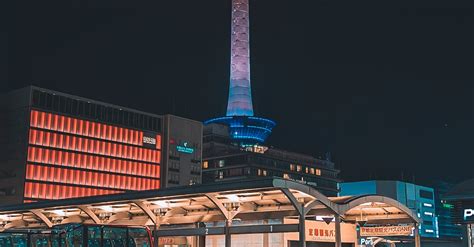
<box><xmin>0</xmin><ymin>178</ymin><xmax>420</xmax><ymax>247</ymax></box>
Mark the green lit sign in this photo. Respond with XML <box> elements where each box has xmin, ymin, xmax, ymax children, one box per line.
<box><xmin>177</xmin><ymin>142</ymin><xmax>194</xmax><ymax>154</ymax></box>
<box><xmin>443</xmin><ymin>203</ymin><xmax>454</xmax><ymax>209</ymax></box>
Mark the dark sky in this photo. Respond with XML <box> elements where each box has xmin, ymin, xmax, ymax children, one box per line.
<box><xmin>2</xmin><ymin>0</ymin><xmax>473</xmax><ymax>185</ymax></box>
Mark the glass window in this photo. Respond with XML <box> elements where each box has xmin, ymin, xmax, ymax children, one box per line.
<box><xmin>218</xmin><ymin>160</ymin><xmax>225</xmax><ymax>167</ymax></box>
<box><xmin>103</xmin><ymin>227</ymin><xmax>127</xmax><ymax>247</ymax></box>
<box><xmin>296</xmin><ymin>165</ymin><xmax>302</xmax><ymax>172</ymax></box>
<box><xmin>289</xmin><ymin>164</ymin><xmax>295</xmax><ymax>171</ymax></box>
<box><xmin>315</xmin><ymin>169</ymin><xmax>322</xmax><ymax>176</ymax></box>
<box><xmin>420</xmin><ymin>190</ymin><xmax>433</xmax><ymax>199</ymax></box>
<box><xmin>87</xmin><ymin>226</ymin><xmax>101</xmax><ymax>247</ymax></box>
<box><xmin>202</xmin><ymin>161</ymin><xmax>209</xmax><ymax>169</ymax></box>
<box><xmin>128</xmin><ymin>228</ymin><xmax>151</xmax><ymax>247</ymax></box>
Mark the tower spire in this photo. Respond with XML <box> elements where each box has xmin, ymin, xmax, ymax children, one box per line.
<box><xmin>227</xmin><ymin>0</ymin><xmax>253</xmax><ymax>116</ymax></box>
<box><xmin>205</xmin><ymin>0</ymin><xmax>275</xmax><ymax>146</ymax></box>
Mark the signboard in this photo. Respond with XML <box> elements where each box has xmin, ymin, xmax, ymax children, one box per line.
<box><xmin>158</xmin><ymin>237</ymin><xmax>187</xmax><ymax>245</ymax></box>
<box><xmin>360</xmin><ymin>225</ymin><xmax>413</xmax><ymax>237</ymax></box>
<box><xmin>358</xmin><ymin>237</ymin><xmax>374</xmax><ymax>247</ymax></box>
<box><xmin>142</xmin><ymin>133</ymin><xmax>160</xmax><ymax>149</ymax></box>
<box><xmin>177</xmin><ymin>142</ymin><xmax>194</xmax><ymax>154</ymax></box>
<box><xmin>452</xmin><ymin>201</ymin><xmax>474</xmax><ymax>224</ymax></box>
<box><xmin>284</xmin><ymin>218</ymin><xmax>357</xmax><ymax>244</ymax></box>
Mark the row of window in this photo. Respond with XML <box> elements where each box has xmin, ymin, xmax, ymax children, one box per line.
<box><xmin>25</xmin><ymin>164</ymin><xmax>160</xmax><ymax>191</ymax></box>
<box><xmin>289</xmin><ymin>164</ymin><xmax>322</xmax><ymax>176</ymax></box>
<box><xmin>30</xmin><ymin>110</ymin><xmax>161</xmax><ymax>148</ymax></box>
<box><xmin>29</xmin><ymin>129</ymin><xmax>161</xmax><ymax>164</ymax></box>
<box><xmin>27</xmin><ymin>147</ymin><xmax>160</xmax><ymax>178</ymax></box>
<box><xmin>24</xmin><ymin>181</ymin><xmax>124</xmax><ymax>200</ymax></box>
<box><xmin>31</xmin><ymin>89</ymin><xmax>162</xmax><ymax>132</ymax></box>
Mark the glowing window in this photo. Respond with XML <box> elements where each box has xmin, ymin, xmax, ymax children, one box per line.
<box><xmin>315</xmin><ymin>169</ymin><xmax>322</xmax><ymax>176</ymax></box>
<box><xmin>203</xmin><ymin>161</ymin><xmax>208</xmax><ymax>169</ymax></box>
<box><xmin>296</xmin><ymin>165</ymin><xmax>302</xmax><ymax>172</ymax></box>
<box><xmin>289</xmin><ymin>164</ymin><xmax>295</xmax><ymax>171</ymax></box>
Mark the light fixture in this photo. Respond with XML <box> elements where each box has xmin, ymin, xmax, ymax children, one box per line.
<box><xmin>226</xmin><ymin>195</ymin><xmax>240</xmax><ymax>203</ymax></box>
<box><xmin>151</xmin><ymin>200</ymin><xmax>169</xmax><ymax>208</ymax></box>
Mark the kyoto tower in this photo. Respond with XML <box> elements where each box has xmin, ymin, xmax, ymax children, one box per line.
<box><xmin>205</xmin><ymin>0</ymin><xmax>275</xmax><ymax>146</ymax></box>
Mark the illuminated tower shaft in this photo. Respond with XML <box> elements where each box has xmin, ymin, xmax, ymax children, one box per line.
<box><xmin>227</xmin><ymin>0</ymin><xmax>253</xmax><ymax>116</ymax></box>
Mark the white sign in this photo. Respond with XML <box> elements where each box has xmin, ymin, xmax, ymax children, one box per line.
<box><xmin>360</xmin><ymin>225</ymin><xmax>413</xmax><ymax>237</ymax></box>
<box><xmin>143</xmin><ymin>136</ymin><xmax>156</xmax><ymax>145</ymax></box>
<box><xmin>464</xmin><ymin>209</ymin><xmax>474</xmax><ymax>220</ymax></box>
<box><xmin>359</xmin><ymin>237</ymin><xmax>374</xmax><ymax>247</ymax></box>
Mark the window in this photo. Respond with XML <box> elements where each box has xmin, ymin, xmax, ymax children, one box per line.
<box><xmin>290</xmin><ymin>164</ymin><xmax>295</xmax><ymax>171</ymax></box>
<box><xmin>283</xmin><ymin>173</ymin><xmax>289</xmax><ymax>179</ymax></box>
<box><xmin>305</xmin><ymin>167</ymin><xmax>309</xmax><ymax>173</ymax></box>
<box><xmin>310</xmin><ymin>168</ymin><xmax>315</xmax><ymax>174</ymax></box>
<box><xmin>420</xmin><ymin>190</ymin><xmax>433</xmax><ymax>199</ymax></box>
<box><xmin>315</xmin><ymin>169</ymin><xmax>322</xmax><ymax>176</ymax></box>
<box><xmin>218</xmin><ymin>160</ymin><xmax>225</xmax><ymax>167</ymax></box>
<box><xmin>296</xmin><ymin>165</ymin><xmax>302</xmax><ymax>172</ymax></box>
<box><xmin>202</xmin><ymin>161</ymin><xmax>208</xmax><ymax>169</ymax></box>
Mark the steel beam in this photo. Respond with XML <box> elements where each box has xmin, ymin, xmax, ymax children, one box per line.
<box><xmin>155</xmin><ymin>224</ymin><xmax>299</xmax><ymax>237</ymax></box>
<box><xmin>78</xmin><ymin>206</ymin><xmax>101</xmax><ymax>224</ymax></box>
<box><xmin>134</xmin><ymin>200</ymin><xmax>158</xmax><ymax>225</ymax></box>
<box><xmin>30</xmin><ymin>210</ymin><xmax>53</xmax><ymax>228</ymax></box>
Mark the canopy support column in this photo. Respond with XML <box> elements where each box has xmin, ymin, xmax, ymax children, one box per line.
<box><xmin>414</xmin><ymin>223</ymin><xmax>421</xmax><ymax>247</ymax></box>
<box><xmin>334</xmin><ymin>215</ymin><xmax>341</xmax><ymax>247</ymax></box>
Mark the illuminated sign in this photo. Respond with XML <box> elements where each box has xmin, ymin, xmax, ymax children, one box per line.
<box><xmin>143</xmin><ymin>136</ymin><xmax>156</xmax><ymax>145</ymax></box>
<box><xmin>177</xmin><ymin>142</ymin><xmax>194</xmax><ymax>154</ymax></box>
<box><xmin>359</xmin><ymin>237</ymin><xmax>374</xmax><ymax>247</ymax></box>
<box><xmin>360</xmin><ymin>225</ymin><xmax>413</xmax><ymax>237</ymax></box>
<box><xmin>464</xmin><ymin>209</ymin><xmax>474</xmax><ymax>221</ymax></box>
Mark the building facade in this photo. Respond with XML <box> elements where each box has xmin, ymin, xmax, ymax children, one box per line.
<box><xmin>202</xmin><ymin>124</ymin><xmax>340</xmax><ymax>196</ymax></box>
<box><xmin>444</xmin><ymin>178</ymin><xmax>474</xmax><ymax>247</ymax></box>
<box><xmin>340</xmin><ymin>181</ymin><xmax>438</xmax><ymax>238</ymax></box>
<box><xmin>0</xmin><ymin>86</ymin><xmax>202</xmax><ymax>205</ymax></box>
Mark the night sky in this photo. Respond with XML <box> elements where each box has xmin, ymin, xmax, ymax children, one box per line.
<box><xmin>2</xmin><ymin>0</ymin><xmax>473</xmax><ymax>185</ymax></box>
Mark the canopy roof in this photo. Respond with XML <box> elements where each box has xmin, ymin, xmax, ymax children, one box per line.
<box><xmin>0</xmin><ymin>178</ymin><xmax>419</xmax><ymax>231</ymax></box>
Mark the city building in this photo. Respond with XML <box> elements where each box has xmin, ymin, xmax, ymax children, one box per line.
<box><xmin>428</xmin><ymin>181</ymin><xmax>463</xmax><ymax>240</ymax></box>
<box><xmin>202</xmin><ymin>124</ymin><xmax>340</xmax><ymax>196</ymax></box>
<box><xmin>0</xmin><ymin>86</ymin><xmax>202</xmax><ymax>205</ymax></box>
<box><xmin>340</xmin><ymin>181</ymin><xmax>438</xmax><ymax>238</ymax></box>
<box><xmin>444</xmin><ymin>178</ymin><xmax>474</xmax><ymax>247</ymax></box>
<box><xmin>204</xmin><ymin>0</ymin><xmax>275</xmax><ymax>146</ymax></box>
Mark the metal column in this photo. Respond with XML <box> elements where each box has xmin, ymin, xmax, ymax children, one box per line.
<box><xmin>334</xmin><ymin>216</ymin><xmax>342</xmax><ymax>247</ymax></box>
<box><xmin>414</xmin><ymin>223</ymin><xmax>421</xmax><ymax>247</ymax></box>
<box><xmin>225</xmin><ymin>219</ymin><xmax>232</xmax><ymax>247</ymax></box>
<box><xmin>299</xmin><ymin>214</ymin><xmax>306</xmax><ymax>247</ymax></box>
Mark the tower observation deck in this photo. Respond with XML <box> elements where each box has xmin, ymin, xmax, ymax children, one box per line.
<box><xmin>205</xmin><ymin>0</ymin><xmax>275</xmax><ymax>146</ymax></box>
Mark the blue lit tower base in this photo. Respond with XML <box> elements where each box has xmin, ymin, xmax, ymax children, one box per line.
<box><xmin>205</xmin><ymin>116</ymin><xmax>275</xmax><ymax>146</ymax></box>
<box><xmin>206</xmin><ymin>0</ymin><xmax>275</xmax><ymax>146</ymax></box>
